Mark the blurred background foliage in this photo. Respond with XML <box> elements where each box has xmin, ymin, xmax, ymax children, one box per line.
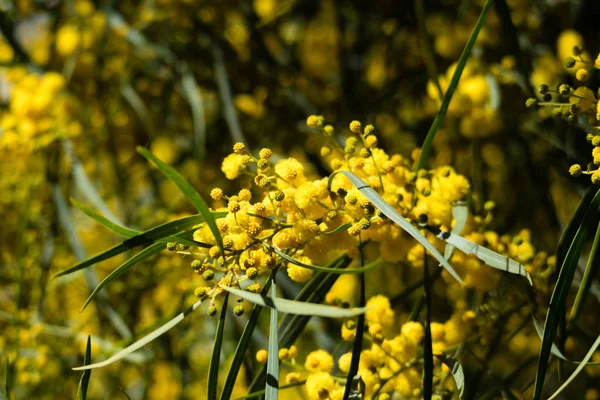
<box><xmin>1</xmin><ymin>0</ymin><xmax>600</xmax><ymax>399</ymax></box>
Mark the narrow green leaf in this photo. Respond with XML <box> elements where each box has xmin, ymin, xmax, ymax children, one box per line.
<box><xmin>342</xmin><ymin>256</ymin><xmax>366</xmax><ymax>400</ymax></box>
<box><xmin>532</xmin><ymin>316</ymin><xmax>600</xmax><ymax>365</ymax></box>
<box><xmin>52</xmin><ymin>214</ymin><xmax>213</xmax><ymax>278</ymax></box>
<box><xmin>269</xmin><ymin>245</ymin><xmax>384</xmax><ymax>274</ymax></box>
<box><xmin>547</xmin><ymin>335</ymin><xmax>600</xmax><ymax>400</ymax></box>
<box><xmin>329</xmin><ymin>171</ymin><xmax>463</xmax><ymax>284</ymax></box>
<box><xmin>137</xmin><ymin>146</ymin><xmax>223</xmax><ymax>254</ymax></box>
<box><xmin>76</xmin><ymin>336</ymin><xmax>92</xmax><ymax>400</ymax></box>
<box><xmin>181</xmin><ymin>70</ymin><xmax>207</xmax><ymax>160</ymax></box>
<box><xmin>324</xmin><ymin>223</ymin><xmax>352</xmax><ymax>235</ymax></box>
<box><xmin>533</xmin><ymin>189</ymin><xmax>600</xmax><ymax>400</ymax></box>
<box><xmin>266</xmin><ymin>273</ymin><xmax>279</xmax><ymax>399</ymax></box>
<box><xmin>422</xmin><ymin>254</ymin><xmax>433</xmax><ymax>400</ymax></box>
<box><xmin>73</xmin><ymin>300</ymin><xmax>203</xmax><ymax>370</ymax></box>
<box><xmin>415</xmin><ymin>0</ymin><xmax>495</xmax><ymax>171</ymax></box>
<box><xmin>219</xmin><ymin>284</ymin><xmax>367</xmax><ymax>318</ymax></box>
<box><xmin>444</xmin><ymin>202</ymin><xmax>468</xmax><ymax>260</ymax></box>
<box><xmin>121</xmin><ymin>83</ymin><xmax>156</xmax><ymax>137</ymax></box>
<box><xmin>568</xmin><ymin>220</ymin><xmax>600</xmax><ymax>329</ymax></box>
<box><xmin>248</xmin><ymin>255</ymin><xmax>353</xmax><ymax>393</ymax></box>
<box><xmin>208</xmin><ymin>293</ymin><xmax>229</xmax><ymax>400</ymax></box>
<box><xmin>234</xmin><ymin>380</ymin><xmax>306</xmax><ymax>400</ymax></box>
<box><xmin>435</xmin><ymin>354</ymin><xmax>465</xmax><ymax>398</ymax></box>
<box><xmin>80</xmin><ymin>243</ymin><xmax>164</xmax><ymax>312</ymax></box>
<box><xmin>221</xmin><ymin>279</ymin><xmax>272</xmax><ymax>400</ymax></box>
<box><xmin>71</xmin><ymin>198</ymin><xmax>139</xmax><ymax>238</ymax></box>
<box><xmin>428</xmin><ymin>225</ymin><xmax>532</xmax><ymax>284</ymax></box>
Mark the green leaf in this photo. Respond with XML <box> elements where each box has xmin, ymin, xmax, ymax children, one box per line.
<box><xmin>181</xmin><ymin>70</ymin><xmax>207</xmax><ymax>160</ymax></box>
<box><xmin>415</xmin><ymin>0</ymin><xmax>495</xmax><ymax>171</ymax></box>
<box><xmin>233</xmin><ymin>380</ymin><xmax>306</xmax><ymax>400</ymax></box>
<box><xmin>422</xmin><ymin>254</ymin><xmax>433</xmax><ymax>400</ymax></box>
<box><xmin>342</xmin><ymin>259</ymin><xmax>366</xmax><ymax>400</ymax></box>
<box><xmin>248</xmin><ymin>254</ymin><xmax>353</xmax><ymax>393</ymax></box>
<box><xmin>532</xmin><ymin>316</ymin><xmax>600</xmax><ymax>364</ymax></box>
<box><xmin>444</xmin><ymin>202</ymin><xmax>468</xmax><ymax>260</ymax></box>
<box><xmin>52</xmin><ymin>214</ymin><xmax>217</xmax><ymax>278</ymax></box>
<box><xmin>76</xmin><ymin>336</ymin><xmax>92</xmax><ymax>400</ymax></box>
<box><xmin>547</xmin><ymin>335</ymin><xmax>600</xmax><ymax>400</ymax></box>
<box><xmin>221</xmin><ymin>279</ymin><xmax>272</xmax><ymax>400</ymax></box>
<box><xmin>533</xmin><ymin>189</ymin><xmax>600</xmax><ymax>400</ymax></box>
<box><xmin>329</xmin><ymin>171</ymin><xmax>463</xmax><ymax>284</ymax></box>
<box><xmin>428</xmin><ymin>225</ymin><xmax>532</xmax><ymax>284</ymax></box>
<box><xmin>137</xmin><ymin>146</ymin><xmax>224</xmax><ymax>254</ymax></box>
<box><xmin>71</xmin><ymin>198</ymin><xmax>139</xmax><ymax>238</ymax></box>
<box><xmin>435</xmin><ymin>354</ymin><xmax>465</xmax><ymax>399</ymax></box>
<box><xmin>208</xmin><ymin>293</ymin><xmax>229</xmax><ymax>400</ymax></box>
<box><xmin>219</xmin><ymin>284</ymin><xmax>367</xmax><ymax>318</ymax></box>
<box><xmin>323</xmin><ymin>223</ymin><xmax>352</xmax><ymax>235</ymax></box>
<box><xmin>266</xmin><ymin>273</ymin><xmax>279</xmax><ymax>399</ymax></box>
<box><xmin>568</xmin><ymin>220</ymin><xmax>600</xmax><ymax>329</ymax></box>
<box><xmin>73</xmin><ymin>300</ymin><xmax>203</xmax><ymax>370</ymax></box>
<box><xmin>268</xmin><ymin>245</ymin><xmax>384</xmax><ymax>275</ymax></box>
<box><xmin>80</xmin><ymin>243</ymin><xmax>164</xmax><ymax>312</ymax></box>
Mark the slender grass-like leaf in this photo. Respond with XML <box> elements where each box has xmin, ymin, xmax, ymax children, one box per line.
<box><xmin>435</xmin><ymin>354</ymin><xmax>465</xmax><ymax>398</ymax></box>
<box><xmin>444</xmin><ymin>202</ymin><xmax>468</xmax><ymax>260</ymax></box>
<box><xmin>342</xmin><ymin>256</ymin><xmax>365</xmax><ymax>400</ymax></box>
<box><xmin>121</xmin><ymin>83</ymin><xmax>156</xmax><ymax>137</ymax></box>
<box><xmin>234</xmin><ymin>380</ymin><xmax>306</xmax><ymax>400</ymax></box>
<box><xmin>328</xmin><ymin>171</ymin><xmax>463</xmax><ymax>284</ymax></box>
<box><xmin>181</xmin><ymin>70</ymin><xmax>207</xmax><ymax>160</ymax></box>
<box><xmin>73</xmin><ymin>300</ymin><xmax>203</xmax><ymax>370</ymax></box>
<box><xmin>208</xmin><ymin>293</ymin><xmax>229</xmax><ymax>400</ymax></box>
<box><xmin>221</xmin><ymin>279</ymin><xmax>272</xmax><ymax>400</ymax></box>
<box><xmin>76</xmin><ymin>336</ymin><xmax>92</xmax><ymax>400</ymax></box>
<box><xmin>248</xmin><ymin>255</ymin><xmax>352</xmax><ymax>393</ymax></box>
<box><xmin>532</xmin><ymin>316</ymin><xmax>600</xmax><ymax>365</ymax></box>
<box><xmin>71</xmin><ymin>198</ymin><xmax>138</xmax><ymax>238</ymax></box>
<box><xmin>568</xmin><ymin>220</ymin><xmax>600</xmax><ymax>330</ymax></box>
<box><xmin>422</xmin><ymin>254</ymin><xmax>433</xmax><ymax>400</ymax></box>
<box><xmin>428</xmin><ymin>225</ymin><xmax>532</xmax><ymax>284</ymax></box>
<box><xmin>80</xmin><ymin>243</ymin><xmax>164</xmax><ymax>311</ymax></box>
<box><xmin>219</xmin><ymin>285</ymin><xmax>367</xmax><ymax>318</ymax></box>
<box><xmin>324</xmin><ymin>223</ymin><xmax>352</xmax><ymax>235</ymax></box>
<box><xmin>137</xmin><ymin>146</ymin><xmax>224</xmax><ymax>254</ymax></box>
<box><xmin>269</xmin><ymin>245</ymin><xmax>384</xmax><ymax>274</ymax></box>
<box><xmin>547</xmin><ymin>335</ymin><xmax>600</xmax><ymax>400</ymax></box>
<box><xmin>266</xmin><ymin>273</ymin><xmax>279</xmax><ymax>399</ymax></box>
<box><xmin>533</xmin><ymin>189</ymin><xmax>600</xmax><ymax>400</ymax></box>
<box><xmin>53</xmin><ymin>214</ymin><xmax>214</xmax><ymax>278</ymax></box>
<box><xmin>415</xmin><ymin>0</ymin><xmax>495</xmax><ymax>171</ymax></box>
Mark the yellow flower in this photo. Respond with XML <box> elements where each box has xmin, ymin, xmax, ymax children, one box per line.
<box><xmin>221</xmin><ymin>153</ymin><xmax>247</xmax><ymax>180</ymax></box>
<box><xmin>305</xmin><ymin>372</ymin><xmax>335</xmax><ymax>400</ymax></box>
<box><xmin>56</xmin><ymin>25</ymin><xmax>80</xmax><ymax>57</ymax></box>
<box><xmin>305</xmin><ymin>349</ymin><xmax>334</xmax><ymax>373</ymax></box>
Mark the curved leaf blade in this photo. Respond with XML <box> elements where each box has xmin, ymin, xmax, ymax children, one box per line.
<box><xmin>547</xmin><ymin>335</ymin><xmax>600</xmax><ymax>400</ymax></box>
<box><xmin>137</xmin><ymin>146</ymin><xmax>223</xmax><ymax>254</ymax></box>
<box><xmin>266</xmin><ymin>274</ymin><xmax>279</xmax><ymax>399</ymax></box>
<box><xmin>81</xmin><ymin>243</ymin><xmax>164</xmax><ymax>311</ymax></box>
<box><xmin>219</xmin><ymin>284</ymin><xmax>367</xmax><ymax>318</ymax></box>
<box><xmin>430</xmin><ymin>226</ymin><xmax>532</xmax><ymax>284</ymax></box>
<box><xmin>444</xmin><ymin>202</ymin><xmax>468</xmax><ymax>260</ymax></box>
<box><xmin>76</xmin><ymin>336</ymin><xmax>92</xmax><ymax>400</ymax></box>
<box><xmin>269</xmin><ymin>245</ymin><xmax>384</xmax><ymax>275</ymax></box>
<box><xmin>435</xmin><ymin>354</ymin><xmax>465</xmax><ymax>398</ymax></box>
<box><xmin>53</xmin><ymin>214</ymin><xmax>212</xmax><ymax>278</ymax></box>
<box><xmin>71</xmin><ymin>198</ymin><xmax>139</xmax><ymax>238</ymax></box>
<box><xmin>73</xmin><ymin>300</ymin><xmax>203</xmax><ymax>371</ymax></box>
<box><xmin>329</xmin><ymin>171</ymin><xmax>463</xmax><ymax>284</ymax></box>
<box><xmin>208</xmin><ymin>294</ymin><xmax>228</xmax><ymax>400</ymax></box>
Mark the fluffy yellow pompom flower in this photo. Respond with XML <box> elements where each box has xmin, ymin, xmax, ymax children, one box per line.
<box><xmin>305</xmin><ymin>372</ymin><xmax>335</xmax><ymax>400</ymax></box>
<box><xmin>56</xmin><ymin>25</ymin><xmax>80</xmax><ymax>57</ymax></box>
<box><xmin>305</xmin><ymin>349</ymin><xmax>334</xmax><ymax>373</ymax></box>
<box><xmin>255</xmin><ymin>349</ymin><xmax>268</xmax><ymax>363</ymax></box>
<box><xmin>274</xmin><ymin>158</ymin><xmax>306</xmax><ymax>185</ymax></box>
<box><xmin>287</xmin><ymin>263</ymin><xmax>313</xmax><ymax>283</ymax></box>
<box><xmin>221</xmin><ymin>153</ymin><xmax>247</xmax><ymax>180</ymax></box>
<box><xmin>366</xmin><ymin>295</ymin><xmax>395</xmax><ymax>331</ymax></box>
<box><xmin>401</xmin><ymin>321</ymin><xmax>425</xmax><ymax>343</ymax></box>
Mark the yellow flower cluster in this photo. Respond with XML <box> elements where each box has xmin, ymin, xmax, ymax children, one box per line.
<box><xmin>0</xmin><ymin>69</ymin><xmax>81</xmax><ymax>151</ymax></box>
